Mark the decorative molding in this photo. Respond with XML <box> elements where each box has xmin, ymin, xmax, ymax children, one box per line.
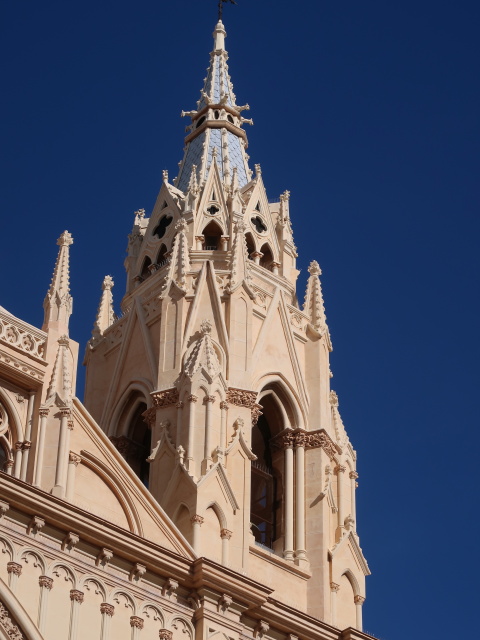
<box><xmin>272</xmin><ymin>429</ymin><xmax>338</xmax><ymax>459</ymax></box>
<box><xmin>100</xmin><ymin>603</ymin><xmax>114</xmax><ymax>616</ymax></box>
<box><xmin>151</xmin><ymin>388</ymin><xmax>179</xmax><ymax>408</ymax></box>
<box><xmin>39</xmin><ymin>576</ymin><xmax>53</xmax><ymax>590</ymax></box>
<box><xmin>0</xmin><ymin>601</ymin><xmax>25</xmax><ymax>640</ymax></box>
<box><xmin>0</xmin><ymin>310</ymin><xmax>46</xmax><ymax>360</ymax></box>
<box><xmin>96</xmin><ymin>548</ymin><xmax>113</xmax><ymax>567</ymax></box>
<box><xmin>226</xmin><ymin>387</ymin><xmax>257</xmax><ymax>408</ymax></box>
<box><xmin>27</xmin><ymin>516</ymin><xmax>45</xmax><ymax>536</ymax></box>
<box><xmin>6</xmin><ymin>563</ymin><xmax>22</xmax><ymax>577</ymax></box>
<box><xmin>69</xmin><ymin>590</ymin><xmax>84</xmax><ymax>604</ymax></box>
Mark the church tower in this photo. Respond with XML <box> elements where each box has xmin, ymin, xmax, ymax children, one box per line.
<box><xmin>84</xmin><ymin>20</ymin><xmax>370</xmax><ymax>630</ymax></box>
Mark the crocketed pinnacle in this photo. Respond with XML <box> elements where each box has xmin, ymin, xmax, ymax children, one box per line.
<box><xmin>92</xmin><ymin>276</ymin><xmax>115</xmax><ymax>339</ymax></box>
<box><xmin>43</xmin><ymin>231</ymin><xmax>74</xmax><ymax>333</ymax></box>
<box><xmin>304</xmin><ymin>260</ymin><xmax>327</xmax><ymax>332</ymax></box>
<box><xmin>46</xmin><ymin>335</ymin><xmax>73</xmax><ymax>405</ymax></box>
<box><xmin>184</xmin><ymin>319</ymin><xmax>221</xmax><ymax>380</ymax></box>
<box><xmin>175</xmin><ymin>20</ymin><xmax>253</xmax><ymax>192</ymax></box>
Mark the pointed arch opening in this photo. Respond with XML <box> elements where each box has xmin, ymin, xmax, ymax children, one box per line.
<box><xmin>156</xmin><ymin>243</ymin><xmax>168</xmax><ymax>266</ymax></box>
<box><xmin>140</xmin><ymin>256</ymin><xmax>152</xmax><ymax>280</ymax></box>
<box><xmin>259</xmin><ymin>243</ymin><xmax>274</xmax><ymax>270</ymax></box>
<box><xmin>245</xmin><ymin>232</ymin><xmax>255</xmax><ymax>260</ymax></box>
<box><xmin>202</xmin><ymin>221</ymin><xmax>223</xmax><ymax>250</ymax></box>
<box><xmin>112</xmin><ymin>394</ymin><xmax>151</xmax><ymax>487</ymax></box>
<box><xmin>153</xmin><ymin>215</ymin><xmax>172</xmax><ymax>239</ymax></box>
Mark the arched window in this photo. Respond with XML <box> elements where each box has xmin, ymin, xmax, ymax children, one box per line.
<box><xmin>140</xmin><ymin>256</ymin><xmax>152</xmax><ymax>280</ymax></box>
<box><xmin>153</xmin><ymin>215</ymin><xmax>172</xmax><ymax>239</ymax></box>
<box><xmin>202</xmin><ymin>221</ymin><xmax>223</xmax><ymax>250</ymax></box>
<box><xmin>112</xmin><ymin>399</ymin><xmax>151</xmax><ymax>487</ymax></box>
<box><xmin>0</xmin><ymin>402</ymin><xmax>13</xmax><ymax>473</ymax></box>
<box><xmin>259</xmin><ymin>243</ymin><xmax>274</xmax><ymax>270</ymax></box>
<box><xmin>245</xmin><ymin>232</ymin><xmax>255</xmax><ymax>260</ymax></box>
<box><xmin>250</xmin><ymin>392</ymin><xmax>285</xmax><ymax>550</ymax></box>
<box><xmin>156</xmin><ymin>244</ymin><xmax>168</xmax><ymax>266</ymax></box>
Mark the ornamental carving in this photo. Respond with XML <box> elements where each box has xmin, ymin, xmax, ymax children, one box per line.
<box><xmin>0</xmin><ymin>602</ymin><xmax>25</xmax><ymax>640</ymax></box>
<box><xmin>349</xmin><ymin>471</ymin><xmax>359</xmax><ymax>480</ymax></box>
<box><xmin>220</xmin><ymin>401</ymin><xmax>229</xmax><ymax>410</ymax></box>
<box><xmin>68</xmin><ymin>452</ymin><xmax>81</xmax><ymax>466</ymax></box>
<box><xmin>110</xmin><ymin>436</ymin><xmax>145</xmax><ymax>459</ymax></box>
<box><xmin>151</xmin><ymin>388</ymin><xmax>179</xmax><ymax>407</ymax></box>
<box><xmin>7</xmin><ymin>563</ymin><xmax>22</xmax><ymax>577</ymax></box>
<box><xmin>187</xmin><ymin>394</ymin><xmax>198</xmax><ymax>403</ymax></box>
<box><xmin>354</xmin><ymin>595</ymin><xmax>366</xmax><ymax>605</ymax></box>
<box><xmin>130</xmin><ymin>616</ymin><xmax>144</xmax><ymax>629</ymax></box>
<box><xmin>191</xmin><ymin>515</ymin><xmax>204</xmax><ymax>525</ymax></box>
<box><xmin>142</xmin><ymin>407</ymin><xmax>156</xmax><ymax>427</ymax></box>
<box><xmin>159</xmin><ymin>631</ymin><xmax>173</xmax><ymax>640</ymax></box>
<box><xmin>226</xmin><ymin>387</ymin><xmax>257</xmax><ymax>408</ymax></box>
<box><xmin>251</xmin><ymin>404</ymin><xmax>262</xmax><ymax>426</ymax></box>
<box><xmin>0</xmin><ymin>311</ymin><xmax>46</xmax><ymax>360</ymax></box>
<box><xmin>39</xmin><ymin>576</ymin><xmax>53</xmax><ymax>590</ymax></box>
<box><xmin>70</xmin><ymin>590</ymin><xmax>84</xmax><ymax>603</ymax></box>
<box><xmin>220</xmin><ymin>528</ymin><xmax>232</xmax><ymax>540</ymax></box>
<box><xmin>100</xmin><ymin>603</ymin><xmax>115</xmax><ymax>616</ymax></box>
<box><xmin>273</xmin><ymin>429</ymin><xmax>338</xmax><ymax>459</ymax></box>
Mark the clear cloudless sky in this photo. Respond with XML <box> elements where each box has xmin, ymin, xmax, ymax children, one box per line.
<box><xmin>1</xmin><ymin>1</ymin><xmax>479</xmax><ymax>638</ymax></box>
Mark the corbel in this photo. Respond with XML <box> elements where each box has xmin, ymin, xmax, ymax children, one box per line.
<box><xmin>187</xmin><ymin>591</ymin><xmax>202</xmax><ymax>610</ymax></box>
<box><xmin>0</xmin><ymin>500</ymin><xmax>9</xmax><ymax>518</ymax></box>
<box><xmin>96</xmin><ymin>548</ymin><xmax>113</xmax><ymax>567</ymax></box>
<box><xmin>27</xmin><ymin>516</ymin><xmax>45</xmax><ymax>536</ymax></box>
<box><xmin>217</xmin><ymin>593</ymin><xmax>233</xmax><ymax>613</ymax></box>
<box><xmin>162</xmin><ymin>578</ymin><xmax>179</xmax><ymax>599</ymax></box>
<box><xmin>254</xmin><ymin>621</ymin><xmax>269</xmax><ymax>639</ymax></box>
<box><xmin>129</xmin><ymin>562</ymin><xmax>146</xmax><ymax>582</ymax></box>
<box><xmin>62</xmin><ymin>532</ymin><xmax>79</xmax><ymax>552</ymax></box>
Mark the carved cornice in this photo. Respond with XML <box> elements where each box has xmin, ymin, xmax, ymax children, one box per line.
<box><xmin>226</xmin><ymin>387</ymin><xmax>257</xmax><ymax>408</ymax></box>
<box><xmin>151</xmin><ymin>388</ymin><xmax>179</xmax><ymax>408</ymax></box>
<box><xmin>272</xmin><ymin>429</ymin><xmax>338</xmax><ymax>459</ymax></box>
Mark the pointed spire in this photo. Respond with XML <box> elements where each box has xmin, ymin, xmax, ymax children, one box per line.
<box><xmin>159</xmin><ymin>219</ymin><xmax>191</xmax><ymax>299</ymax></box>
<box><xmin>46</xmin><ymin>336</ymin><xmax>73</xmax><ymax>406</ymax></box>
<box><xmin>43</xmin><ymin>231</ymin><xmax>73</xmax><ymax>333</ymax></box>
<box><xmin>227</xmin><ymin>219</ymin><xmax>252</xmax><ymax>292</ymax></box>
<box><xmin>92</xmin><ymin>276</ymin><xmax>116</xmax><ymax>340</ymax></box>
<box><xmin>176</xmin><ymin>22</ymin><xmax>252</xmax><ymax>193</ymax></box>
<box><xmin>304</xmin><ymin>260</ymin><xmax>327</xmax><ymax>332</ymax></box>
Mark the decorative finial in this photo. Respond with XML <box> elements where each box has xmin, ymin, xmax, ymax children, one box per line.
<box><xmin>162</xmin><ymin>170</ymin><xmax>169</xmax><ymax>183</ymax></box>
<box><xmin>102</xmin><ymin>275</ymin><xmax>114</xmax><ymax>290</ymax></box>
<box><xmin>200</xmin><ymin>319</ymin><xmax>212</xmax><ymax>335</ymax></box>
<box><xmin>57</xmin><ymin>231</ymin><xmax>73</xmax><ymax>247</ymax></box>
<box><xmin>308</xmin><ymin>260</ymin><xmax>321</xmax><ymax>276</ymax></box>
<box><xmin>218</xmin><ymin>0</ymin><xmax>237</xmax><ymax>22</ymax></box>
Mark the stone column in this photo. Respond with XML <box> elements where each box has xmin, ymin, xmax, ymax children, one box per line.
<box><xmin>20</xmin><ymin>390</ymin><xmax>35</xmax><ymax>481</ymax></box>
<box><xmin>187</xmin><ymin>395</ymin><xmax>197</xmax><ymax>472</ymax></box>
<box><xmin>68</xmin><ymin>590</ymin><xmax>84</xmax><ymax>640</ymax></box>
<box><xmin>195</xmin><ymin>235</ymin><xmax>205</xmax><ymax>250</ymax></box>
<box><xmin>175</xmin><ymin>401</ymin><xmax>184</xmax><ymax>447</ymax></box>
<box><xmin>220</xmin><ymin>236</ymin><xmax>229</xmax><ymax>251</ymax></box>
<box><xmin>220</xmin><ymin>528</ymin><xmax>232</xmax><ymax>566</ymax></box>
<box><xmin>34</xmin><ymin>407</ymin><xmax>49</xmax><ymax>487</ymax></box>
<box><xmin>219</xmin><ymin>401</ymin><xmax>228</xmax><ymax>451</ymax></box>
<box><xmin>66</xmin><ymin>453</ymin><xmax>81</xmax><ymax>501</ymax></box>
<box><xmin>130</xmin><ymin>616</ymin><xmax>144</xmax><ymax>640</ymax></box>
<box><xmin>7</xmin><ymin>562</ymin><xmax>22</xmax><ymax>592</ymax></box>
<box><xmin>294</xmin><ymin>435</ymin><xmax>306</xmax><ymax>562</ymax></box>
<box><xmin>191</xmin><ymin>515</ymin><xmax>204</xmax><ymax>554</ymax></box>
<box><xmin>13</xmin><ymin>442</ymin><xmax>23</xmax><ymax>479</ymax></box>
<box><xmin>350</xmin><ymin>471</ymin><xmax>359</xmax><ymax>526</ymax></box>
<box><xmin>330</xmin><ymin>582</ymin><xmax>339</xmax><ymax>627</ymax></box>
<box><xmin>100</xmin><ymin>603</ymin><xmax>114</xmax><ymax>640</ymax></box>
<box><xmin>335</xmin><ymin>465</ymin><xmax>346</xmax><ymax>532</ymax></box>
<box><xmin>251</xmin><ymin>251</ymin><xmax>262</xmax><ymax>265</ymax></box>
<box><xmin>202</xmin><ymin>395</ymin><xmax>215</xmax><ymax>473</ymax></box>
<box><xmin>354</xmin><ymin>595</ymin><xmax>365</xmax><ymax>631</ymax></box>
<box><xmin>271</xmin><ymin>261</ymin><xmax>281</xmax><ymax>275</ymax></box>
<box><xmin>284</xmin><ymin>436</ymin><xmax>294</xmax><ymax>561</ymax></box>
<box><xmin>38</xmin><ymin>576</ymin><xmax>53</xmax><ymax>633</ymax></box>
<box><xmin>5</xmin><ymin>460</ymin><xmax>13</xmax><ymax>476</ymax></box>
<box><xmin>53</xmin><ymin>409</ymin><xmax>73</xmax><ymax>498</ymax></box>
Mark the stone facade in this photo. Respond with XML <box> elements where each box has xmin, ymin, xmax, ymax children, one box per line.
<box><xmin>0</xmin><ymin>19</ymin><xmax>377</xmax><ymax>640</ymax></box>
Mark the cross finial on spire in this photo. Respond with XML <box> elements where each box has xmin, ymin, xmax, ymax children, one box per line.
<box><xmin>218</xmin><ymin>0</ymin><xmax>237</xmax><ymax>21</ymax></box>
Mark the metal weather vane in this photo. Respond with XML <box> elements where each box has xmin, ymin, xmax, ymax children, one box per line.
<box><xmin>218</xmin><ymin>0</ymin><xmax>237</xmax><ymax>21</ymax></box>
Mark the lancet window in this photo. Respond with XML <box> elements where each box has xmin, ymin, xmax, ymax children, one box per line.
<box><xmin>0</xmin><ymin>401</ymin><xmax>13</xmax><ymax>474</ymax></box>
<box><xmin>259</xmin><ymin>243</ymin><xmax>274</xmax><ymax>270</ymax></box>
<box><xmin>113</xmin><ymin>398</ymin><xmax>151</xmax><ymax>487</ymax></box>
<box><xmin>202</xmin><ymin>221</ymin><xmax>223</xmax><ymax>250</ymax></box>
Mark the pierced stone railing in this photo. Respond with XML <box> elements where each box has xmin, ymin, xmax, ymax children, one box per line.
<box><xmin>0</xmin><ymin>310</ymin><xmax>46</xmax><ymax>360</ymax></box>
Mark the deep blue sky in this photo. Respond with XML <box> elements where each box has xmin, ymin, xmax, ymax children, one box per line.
<box><xmin>1</xmin><ymin>2</ymin><xmax>479</xmax><ymax>638</ymax></box>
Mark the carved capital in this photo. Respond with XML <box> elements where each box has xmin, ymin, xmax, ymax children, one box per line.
<box><xmin>39</xmin><ymin>576</ymin><xmax>53</xmax><ymax>590</ymax></box>
<box><xmin>100</xmin><ymin>603</ymin><xmax>115</xmax><ymax>616</ymax></box>
<box><xmin>187</xmin><ymin>394</ymin><xmax>198</xmax><ymax>403</ymax></box>
<box><xmin>354</xmin><ymin>595</ymin><xmax>366</xmax><ymax>605</ymax></box>
<box><xmin>151</xmin><ymin>388</ymin><xmax>179</xmax><ymax>408</ymax></box>
<box><xmin>14</xmin><ymin>442</ymin><xmax>23</xmax><ymax>452</ymax></box>
<box><xmin>68</xmin><ymin>452</ymin><xmax>81</xmax><ymax>466</ymax></box>
<box><xmin>220</xmin><ymin>401</ymin><xmax>229</xmax><ymax>410</ymax></box>
<box><xmin>204</xmin><ymin>395</ymin><xmax>216</xmax><ymax>404</ymax></box>
<box><xmin>349</xmin><ymin>471</ymin><xmax>359</xmax><ymax>480</ymax></box>
<box><xmin>175</xmin><ymin>401</ymin><xmax>184</xmax><ymax>409</ymax></box>
<box><xmin>191</xmin><ymin>515</ymin><xmax>204</xmax><ymax>526</ymax></box>
<box><xmin>39</xmin><ymin>407</ymin><xmax>50</xmax><ymax>417</ymax></box>
<box><xmin>130</xmin><ymin>616</ymin><xmax>144</xmax><ymax>629</ymax></box>
<box><xmin>59</xmin><ymin>407</ymin><xmax>72</xmax><ymax>418</ymax></box>
<box><xmin>330</xmin><ymin>581</ymin><xmax>340</xmax><ymax>592</ymax></box>
<box><xmin>70</xmin><ymin>590</ymin><xmax>84</xmax><ymax>603</ymax></box>
<box><xmin>335</xmin><ymin>465</ymin><xmax>346</xmax><ymax>474</ymax></box>
<box><xmin>7</xmin><ymin>562</ymin><xmax>22</xmax><ymax>577</ymax></box>
<box><xmin>220</xmin><ymin>528</ymin><xmax>232</xmax><ymax>540</ymax></box>
<box><xmin>21</xmin><ymin>440</ymin><xmax>32</xmax><ymax>451</ymax></box>
<box><xmin>159</xmin><ymin>630</ymin><xmax>173</xmax><ymax>640</ymax></box>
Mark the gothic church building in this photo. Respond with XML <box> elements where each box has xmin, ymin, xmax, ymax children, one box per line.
<box><xmin>0</xmin><ymin>20</ymin><xmax>375</xmax><ymax>640</ymax></box>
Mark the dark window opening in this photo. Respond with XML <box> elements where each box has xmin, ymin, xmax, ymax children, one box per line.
<box><xmin>260</xmin><ymin>244</ymin><xmax>274</xmax><ymax>270</ymax></box>
<box><xmin>156</xmin><ymin>244</ymin><xmax>168</xmax><ymax>266</ymax></box>
<box><xmin>251</xmin><ymin>216</ymin><xmax>267</xmax><ymax>234</ymax></box>
<box><xmin>227</xmin><ymin>115</ymin><xmax>234</xmax><ymax>124</ymax></box>
<box><xmin>245</xmin><ymin>232</ymin><xmax>255</xmax><ymax>260</ymax></box>
<box><xmin>207</xmin><ymin>204</ymin><xmax>220</xmax><ymax>216</ymax></box>
<box><xmin>214</xmin><ymin>110</ymin><xmax>220</xmax><ymax>119</ymax></box>
<box><xmin>196</xmin><ymin>116</ymin><xmax>206</xmax><ymax>128</ymax></box>
<box><xmin>255</xmin><ymin>201</ymin><xmax>261</xmax><ymax>211</ymax></box>
<box><xmin>153</xmin><ymin>215</ymin><xmax>172</xmax><ymax>239</ymax></box>
<box><xmin>202</xmin><ymin>221</ymin><xmax>223</xmax><ymax>250</ymax></box>
<box><xmin>140</xmin><ymin>256</ymin><xmax>152</xmax><ymax>279</ymax></box>
<box><xmin>115</xmin><ymin>403</ymin><xmax>151</xmax><ymax>488</ymax></box>
<box><xmin>161</xmin><ymin>201</ymin><xmax>168</xmax><ymax>210</ymax></box>
<box><xmin>251</xmin><ymin>413</ymin><xmax>278</xmax><ymax>549</ymax></box>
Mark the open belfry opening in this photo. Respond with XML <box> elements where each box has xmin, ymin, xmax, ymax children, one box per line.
<box><xmin>0</xmin><ymin>15</ymin><xmax>375</xmax><ymax>640</ymax></box>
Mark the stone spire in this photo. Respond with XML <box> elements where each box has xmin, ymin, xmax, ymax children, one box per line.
<box><xmin>43</xmin><ymin>231</ymin><xmax>73</xmax><ymax>334</ymax></box>
<box><xmin>46</xmin><ymin>336</ymin><xmax>73</xmax><ymax>406</ymax></box>
<box><xmin>159</xmin><ymin>219</ymin><xmax>191</xmax><ymax>299</ymax></box>
<box><xmin>92</xmin><ymin>276</ymin><xmax>115</xmax><ymax>340</ymax></box>
<box><xmin>175</xmin><ymin>20</ymin><xmax>253</xmax><ymax>192</ymax></box>
<box><xmin>304</xmin><ymin>260</ymin><xmax>327</xmax><ymax>332</ymax></box>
